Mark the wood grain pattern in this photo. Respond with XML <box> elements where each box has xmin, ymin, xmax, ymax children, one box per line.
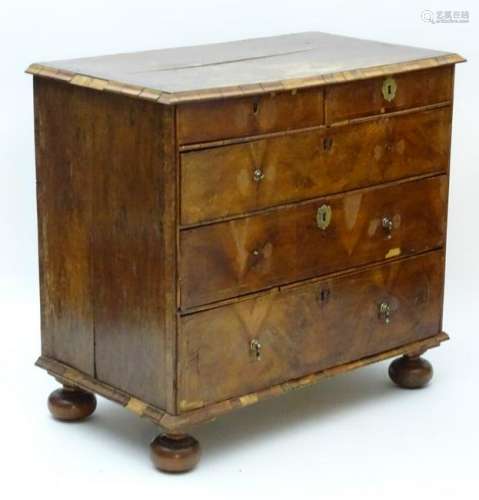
<box><xmin>325</xmin><ymin>66</ymin><xmax>453</xmax><ymax>123</ymax></box>
<box><xmin>177</xmin><ymin>87</ymin><xmax>324</xmax><ymax>144</ymax></box>
<box><xmin>178</xmin><ymin>251</ymin><xmax>444</xmax><ymax>410</ymax></box>
<box><xmin>180</xmin><ymin>176</ymin><xmax>447</xmax><ymax>308</ymax></box>
<box><xmin>181</xmin><ymin>107</ymin><xmax>451</xmax><ymax>225</ymax></box>
<box><xmin>34</xmin><ymin>78</ymin><xmax>177</xmax><ymax>411</ymax></box>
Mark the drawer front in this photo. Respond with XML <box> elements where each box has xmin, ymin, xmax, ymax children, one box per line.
<box><xmin>177</xmin><ymin>87</ymin><xmax>324</xmax><ymax>144</ymax></box>
<box><xmin>178</xmin><ymin>251</ymin><xmax>444</xmax><ymax>410</ymax></box>
<box><xmin>180</xmin><ymin>175</ymin><xmax>447</xmax><ymax>308</ymax></box>
<box><xmin>181</xmin><ymin>107</ymin><xmax>451</xmax><ymax>225</ymax></box>
<box><xmin>325</xmin><ymin>66</ymin><xmax>453</xmax><ymax>124</ymax></box>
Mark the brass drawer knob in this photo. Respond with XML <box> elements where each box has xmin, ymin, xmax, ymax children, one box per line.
<box><xmin>378</xmin><ymin>302</ymin><xmax>392</xmax><ymax>324</ymax></box>
<box><xmin>250</xmin><ymin>339</ymin><xmax>262</xmax><ymax>360</ymax></box>
<box><xmin>253</xmin><ymin>168</ymin><xmax>265</xmax><ymax>182</ymax></box>
<box><xmin>382</xmin><ymin>216</ymin><xmax>393</xmax><ymax>235</ymax></box>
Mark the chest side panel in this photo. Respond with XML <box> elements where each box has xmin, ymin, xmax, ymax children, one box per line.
<box><xmin>34</xmin><ymin>78</ymin><xmax>177</xmax><ymax>411</ymax></box>
<box><xmin>91</xmin><ymin>88</ymin><xmax>177</xmax><ymax>411</ymax></box>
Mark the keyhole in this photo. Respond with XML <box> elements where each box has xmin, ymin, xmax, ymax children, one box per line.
<box><xmin>387</xmin><ymin>84</ymin><xmax>392</xmax><ymax>96</ymax></box>
<box><xmin>320</xmin><ymin>289</ymin><xmax>330</xmax><ymax>302</ymax></box>
<box><xmin>321</xmin><ymin>212</ymin><xmax>327</xmax><ymax>223</ymax></box>
<box><xmin>252</xmin><ymin>100</ymin><xmax>259</xmax><ymax>114</ymax></box>
<box><xmin>323</xmin><ymin>137</ymin><xmax>333</xmax><ymax>151</ymax></box>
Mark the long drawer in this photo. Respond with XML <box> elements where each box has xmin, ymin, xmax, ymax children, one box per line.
<box><xmin>178</xmin><ymin>251</ymin><xmax>444</xmax><ymax>411</ymax></box>
<box><xmin>180</xmin><ymin>175</ymin><xmax>447</xmax><ymax>308</ymax></box>
<box><xmin>181</xmin><ymin>107</ymin><xmax>451</xmax><ymax>225</ymax></box>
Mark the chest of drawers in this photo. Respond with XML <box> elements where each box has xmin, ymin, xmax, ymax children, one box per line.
<box><xmin>27</xmin><ymin>32</ymin><xmax>464</xmax><ymax>472</ymax></box>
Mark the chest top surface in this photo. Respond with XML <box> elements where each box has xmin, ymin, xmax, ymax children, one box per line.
<box><xmin>26</xmin><ymin>32</ymin><xmax>464</xmax><ymax>104</ymax></box>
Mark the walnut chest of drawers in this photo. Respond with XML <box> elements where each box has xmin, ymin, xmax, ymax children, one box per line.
<box><xmin>27</xmin><ymin>32</ymin><xmax>464</xmax><ymax>472</ymax></box>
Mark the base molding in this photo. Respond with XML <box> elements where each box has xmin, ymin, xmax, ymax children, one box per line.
<box><xmin>36</xmin><ymin>331</ymin><xmax>448</xmax><ymax>431</ymax></box>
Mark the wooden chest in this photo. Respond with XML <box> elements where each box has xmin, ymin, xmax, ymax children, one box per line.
<box><xmin>27</xmin><ymin>32</ymin><xmax>464</xmax><ymax>472</ymax></box>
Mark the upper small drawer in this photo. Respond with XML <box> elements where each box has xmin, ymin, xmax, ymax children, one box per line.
<box><xmin>325</xmin><ymin>66</ymin><xmax>453</xmax><ymax>124</ymax></box>
<box><xmin>177</xmin><ymin>87</ymin><xmax>324</xmax><ymax>144</ymax></box>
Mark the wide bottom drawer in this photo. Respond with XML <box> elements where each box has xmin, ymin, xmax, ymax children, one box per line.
<box><xmin>178</xmin><ymin>251</ymin><xmax>444</xmax><ymax>412</ymax></box>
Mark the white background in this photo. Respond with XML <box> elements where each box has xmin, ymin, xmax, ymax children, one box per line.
<box><xmin>1</xmin><ymin>1</ymin><xmax>477</xmax><ymax>498</ymax></box>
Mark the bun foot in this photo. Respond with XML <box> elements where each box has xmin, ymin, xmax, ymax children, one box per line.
<box><xmin>48</xmin><ymin>385</ymin><xmax>97</xmax><ymax>421</ymax></box>
<box><xmin>389</xmin><ymin>355</ymin><xmax>433</xmax><ymax>389</ymax></box>
<box><xmin>150</xmin><ymin>433</ymin><xmax>201</xmax><ymax>473</ymax></box>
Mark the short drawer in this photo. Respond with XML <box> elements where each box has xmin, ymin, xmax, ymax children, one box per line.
<box><xmin>325</xmin><ymin>66</ymin><xmax>453</xmax><ymax>124</ymax></box>
<box><xmin>178</xmin><ymin>251</ymin><xmax>444</xmax><ymax>410</ymax></box>
<box><xmin>177</xmin><ymin>87</ymin><xmax>324</xmax><ymax>144</ymax></box>
<box><xmin>180</xmin><ymin>175</ymin><xmax>447</xmax><ymax>308</ymax></box>
<box><xmin>181</xmin><ymin>107</ymin><xmax>451</xmax><ymax>225</ymax></box>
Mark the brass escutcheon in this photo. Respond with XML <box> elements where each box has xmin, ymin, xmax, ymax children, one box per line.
<box><xmin>382</xmin><ymin>76</ymin><xmax>397</xmax><ymax>102</ymax></box>
<box><xmin>316</xmin><ymin>204</ymin><xmax>332</xmax><ymax>230</ymax></box>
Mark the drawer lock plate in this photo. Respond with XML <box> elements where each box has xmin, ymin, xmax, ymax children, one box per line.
<box><xmin>382</xmin><ymin>77</ymin><xmax>397</xmax><ymax>102</ymax></box>
<box><xmin>316</xmin><ymin>204</ymin><xmax>332</xmax><ymax>230</ymax></box>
